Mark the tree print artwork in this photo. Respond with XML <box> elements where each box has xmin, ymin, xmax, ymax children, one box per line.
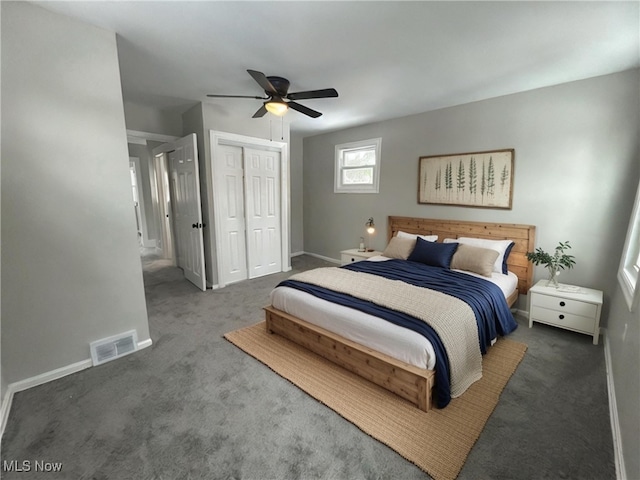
<box><xmin>418</xmin><ymin>149</ymin><xmax>514</xmax><ymax>209</ymax></box>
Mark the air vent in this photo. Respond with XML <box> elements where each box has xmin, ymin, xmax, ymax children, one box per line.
<box><xmin>90</xmin><ymin>330</ymin><xmax>138</xmax><ymax>366</ymax></box>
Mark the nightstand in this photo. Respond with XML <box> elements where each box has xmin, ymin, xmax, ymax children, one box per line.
<box><xmin>340</xmin><ymin>248</ymin><xmax>382</xmax><ymax>266</ymax></box>
<box><xmin>528</xmin><ymin>279</ymin><xmax>603</xmax><ymax>345</ymax></box>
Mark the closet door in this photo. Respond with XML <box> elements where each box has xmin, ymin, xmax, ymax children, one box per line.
<box><xmin>218</xmin><ymin>144</ymin><xmax>248</xmax><ymax>284</ymax></box>
<box><xmin>244</xmin><ymin>148</ymin><xmax>282</xmax><ymax>279</ymax></box>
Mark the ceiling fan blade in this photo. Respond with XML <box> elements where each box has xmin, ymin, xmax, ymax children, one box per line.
<box><xmin>288</xmin><ymin>101</ymin><xmax>322</xmax><ymax>118</ymax></box>
<box><xmin>207</xmin><ymin>94</ymin><xmax>267</xmax><ymax>99</ymax></box>
<box><xmin>247</xmin><ymin>69</ymin><xmax>278</xmax><ymax>95</ymax></box>
<box><xmin>252</xmin><ymin>104</ymin><xmax>268</xmax><ymax>118</ymax></box>
<box><xmin>287</xmin><ymin>88</ymin><xmax>338</xmax><ymax>101</ymax></box>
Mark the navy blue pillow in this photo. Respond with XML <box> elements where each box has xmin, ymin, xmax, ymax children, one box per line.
<box><xmin>407</xmin><ymin>238</ymin><xmax>459</xmax><ymax>268</ymax></box>
<box><xmin>502</xmin><ymin>242</ymin><xmax>515</xmax><ymax>274</ymax></box>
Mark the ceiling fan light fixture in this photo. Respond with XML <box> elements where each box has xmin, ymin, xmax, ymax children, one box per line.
<box><xmin>265</xmin><ymin>100</ymin><xmax>288</xmax><ymax>116</ymax></box>
<box><xmin>208</xmin><ymin>70</ymin><xmax>336</xmax><ymax>119</ymax></box>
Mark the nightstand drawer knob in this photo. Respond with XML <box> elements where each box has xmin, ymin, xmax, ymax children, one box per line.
<box><xmin>559</xmin><ymin>314</ymin><xmax>565</xmax><ymax>320</ymax></box>
<box><xmin>559</xmin><ymin>301</ymin><xmax>566</xmax><ymax>307</ymax></box>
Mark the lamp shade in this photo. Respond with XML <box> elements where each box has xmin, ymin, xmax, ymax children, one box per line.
<box><xmin>265</xmin><ymin>100</ymin><xmax>288</xmax><ymax>116</ymax></box>
<box><xmin>366</xmin><ymin>217</ymin><xmax>375</xmax><ymax>234</ymax></box>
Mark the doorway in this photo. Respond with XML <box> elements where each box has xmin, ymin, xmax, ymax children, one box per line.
<box><xmin>152</xmin><ymin>134</ymin><xmax>207</xmax><ymax>291</ymax></box>
<box><xmin>151</xmin><ymin>150</ymin><xmax>175</xmax><ymax>262</ymax></box>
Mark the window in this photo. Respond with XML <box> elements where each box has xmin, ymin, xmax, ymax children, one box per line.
<box><xmin>618</xmin><ymin>178</ymin><xmax>640</xmax><ymax>311</ymax></box>
<box><xmin>334</xmin><ymin>138</ymin><xmax>381</xmax><ymax>193</ymax></box>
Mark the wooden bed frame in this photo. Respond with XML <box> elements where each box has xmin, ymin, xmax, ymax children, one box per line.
<box><xmin>265</xmin><ymin>216</ymin><xmax>536</xmax><ymax>412</ymax></box>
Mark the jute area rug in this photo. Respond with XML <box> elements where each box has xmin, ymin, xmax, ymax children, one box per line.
<box><xmin>224</xmin><ymin>322</ymin><xmax>527</xmax><ymax>480</ymax></box>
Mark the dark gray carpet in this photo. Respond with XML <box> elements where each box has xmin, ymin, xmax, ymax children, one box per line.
<box><xmin>1</xmin><ymin>255</ymin><xmax>615</xmax><ymax>479</ymax></box>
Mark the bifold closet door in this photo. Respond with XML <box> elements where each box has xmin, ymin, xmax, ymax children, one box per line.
<box><xmin>244</xmin><ymin>148</ymin><xmax>282</xmax><ymax>279</ymax></box>
<box><xmin>218</xmin><ymin>144</ymin><xmax>249</xmax><ymax>284</ymax></box>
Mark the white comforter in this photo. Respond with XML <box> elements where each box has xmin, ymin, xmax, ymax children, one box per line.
<box><xmin>269</xmin><ymin>256</ymin><xmax>518</xmax><ymax>371</ymax></box>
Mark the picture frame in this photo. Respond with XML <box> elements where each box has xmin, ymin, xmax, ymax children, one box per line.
<box><xmin>418</xmin><ymin>149</ymin><xmax>514</xmax><ymax>209</ymax></box>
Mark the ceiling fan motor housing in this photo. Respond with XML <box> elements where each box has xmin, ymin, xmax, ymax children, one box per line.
<box><xmin>266</xmin><ymin>76</ymin><xmax>290</xmax><ymax>97</ymax></box>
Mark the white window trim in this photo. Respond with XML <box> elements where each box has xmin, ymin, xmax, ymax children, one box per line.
<box><xmin>334</xmin><ymin>138</ymin><xmax>381</xmax><ymax>193</ymax></box>
<box><xmin>617</xmin><ymin>178</ymin><xmax>640</xmax><ymax>312</ymax></box>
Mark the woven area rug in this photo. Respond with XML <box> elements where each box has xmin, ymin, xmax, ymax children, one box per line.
<box><xmin>224</xmin><ymin>322</ymin><xmax>527</xmax><ymax>480</ymax></box>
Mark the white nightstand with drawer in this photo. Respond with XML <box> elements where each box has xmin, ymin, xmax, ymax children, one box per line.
<box><xmin>528</xmin><ymin>279</ymin><xmax>603</xmax><ymax>344</ymax></box>
<box><xmin>340</xmin><ymin>249</ymin><xmax>382</xmax><ymax>266</ymax></box>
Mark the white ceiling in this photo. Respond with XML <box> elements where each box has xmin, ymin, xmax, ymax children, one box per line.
<box><xmin>37</xmin><ymin>1</ymin><xmax>639</xmax><ymax>137</ymax></box>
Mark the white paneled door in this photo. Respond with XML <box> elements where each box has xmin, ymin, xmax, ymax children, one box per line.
<box><xmin>244</xmin><ymin>148</ymin><xmax>282</xmax><ymax>279</ymax></box>
<box><xmin>167</xmin><ymin>134</ymin><xmax>206</xmax><ymax>291</ymax></box>
<box><xmin>218</xmin><ymin>145</ymin><xmax>248</xmax><ymax>284</ymax></box>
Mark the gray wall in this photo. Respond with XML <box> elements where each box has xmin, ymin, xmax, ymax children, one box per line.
<box><xmin>123</xmin><ymin>101</ymin><xmax>185</xmax><ymax>137</ymax></box>
<box><xmin>304</xmin><ymin>70</ymin><xmax>639</xmax><ymax>297</ymax></box>
<box><xmin>1</xmin><ymin>2</ymin><xmax>151</xmax><ymax>383</ymax></box>
<box><xmin>303</xmin><ymin>68</ymin><xmax>639</xmax><ymax>479</ymax></box>
<box><xmin>290</xmin><ymin>135</ymin><xmax>304</xmax><ymax>255</ymax></box>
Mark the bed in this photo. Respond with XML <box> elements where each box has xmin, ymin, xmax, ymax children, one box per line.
<box><xmin>264</xmin><ymin>216</ymin><xmax>536</xmax><ymax>411</ymax></box>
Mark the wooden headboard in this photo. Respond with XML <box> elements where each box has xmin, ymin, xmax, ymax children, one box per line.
<box><xmin>388</xmin><ymin>216</ymin><xmax>536</xmax><ymax>294</ymax></box>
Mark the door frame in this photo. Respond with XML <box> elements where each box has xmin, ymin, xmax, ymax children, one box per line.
<box><xmin>210</xmin><ymin>130</ymin><xmax>291</xmax><ymax>289</ymax></box>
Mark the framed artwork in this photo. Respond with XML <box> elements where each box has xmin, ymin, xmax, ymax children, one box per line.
<box><xmin>418</xmin><ymin>149</ymin><xmax>514</xmax><ymax>209</ymax></box>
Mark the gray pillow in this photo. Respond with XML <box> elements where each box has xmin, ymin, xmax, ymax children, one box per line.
<box><xmin>450</xmin><ymin>244</ymin><xmax>500</xmax><ymax>277</ymax></box>
<box><xmin>382</xmin><ymin>236</ymin><xmax>417</xmax><ymax>260</ymax></box>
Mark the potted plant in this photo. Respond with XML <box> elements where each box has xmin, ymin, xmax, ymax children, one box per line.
<box><xmin>526</xmin><ymin>241</ymin><xmax>576</xmax><ymax>288</ymax></box>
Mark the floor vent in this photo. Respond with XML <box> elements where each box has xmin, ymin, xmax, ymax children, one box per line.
<box><xmin>90</xmin><ymin>330</ymin><xmax>138</xmax><ymax>366</ymax></box>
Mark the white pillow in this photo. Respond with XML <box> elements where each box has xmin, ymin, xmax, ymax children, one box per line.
<box><xmin>444</xmin><ymin>237</ymin><xmax>514</xmax><ymax>274</ymax></box>
<box><xmin>397</xmin><ymin>230</ymin><xmax>438</xmax><ymax>242</ymax></box>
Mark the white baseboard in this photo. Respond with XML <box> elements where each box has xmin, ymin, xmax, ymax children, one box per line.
<box><xmin>514</xmin><ymin>308</ymin><xmax>529</xmax><ymax>318</ymax></box>
<box><xmin>143</xmin><ymin>239</ymin><xmax>158</xmax><ymax>249</ymax></box>
<box><xmin>1</xmin><ymin>387</ymin><xmax>16</xmax><ymax>444</ymax></box>
<box><xmin>0</xmin><ymin>338</ymin><xmax>153</xmax><ymax>441</ymax></box>
<box><xmin>291</xmin><ymin>251</ymin><xmax>305</xmax><ymax>257</ymax></box>
<box><xmin>302</xmin><ymin>251</ymin><xmax>341</xmax><ymax>265</ymax></box>
<box><xmin>0</xmin><ymin>358</ymin><xmax>91</xmax><ymax>442</ymax></box>
<box><xmin>603</xmin><ymin>329</ymin><xmax>626</xmax><ymax>480</ymax></box>
<box><xmin>10</xmin><ymin>358</ymin><xmax>93</xmax><ymax>395</ymax></box>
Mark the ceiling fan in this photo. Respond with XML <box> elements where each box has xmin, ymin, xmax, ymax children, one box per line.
<box><xmin>207</xmin><ymin>69</ymin><xmax>338</xmax><ymax>119</ymax></box>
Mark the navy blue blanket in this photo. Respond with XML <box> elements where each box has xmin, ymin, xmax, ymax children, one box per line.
<box><xmin>277</xmin><ymin>259</ymin><xmax>517</xmax><ymax>408</ymax></box>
